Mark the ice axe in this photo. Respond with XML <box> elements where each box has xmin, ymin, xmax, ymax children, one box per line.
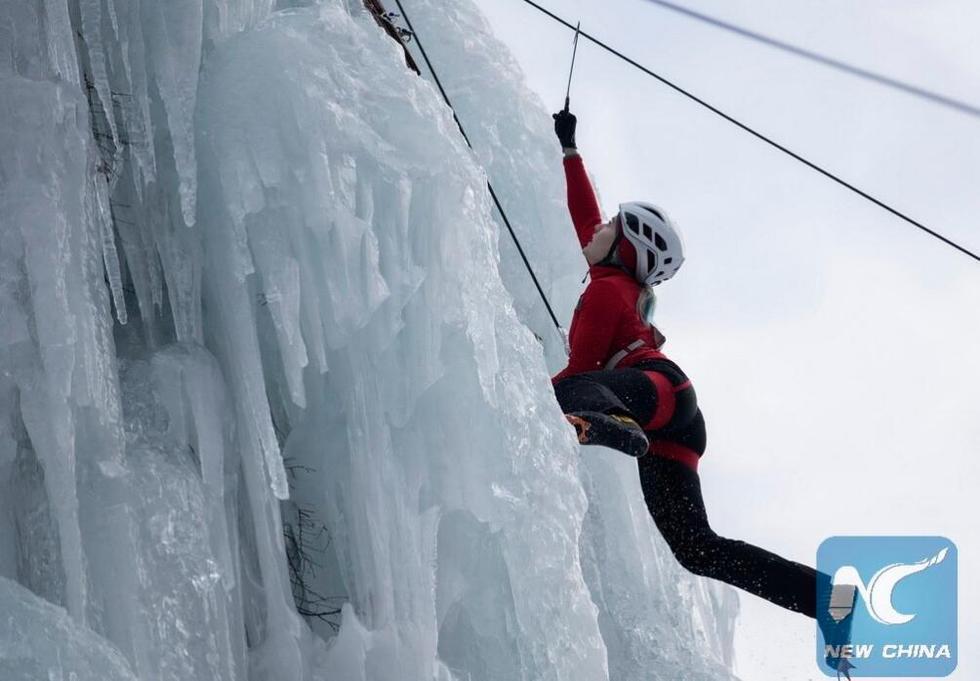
<box><xmin>563</xmin><ymin>21</ymin><xmax>581</xmax><ymax>112</ymax></box>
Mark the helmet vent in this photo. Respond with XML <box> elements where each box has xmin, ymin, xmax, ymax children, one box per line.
<box><xmin>642</xmin><ymin>224</ymin><xmax>653</xmax><ymax>240</ymax></box>
<box><xmin>645</xmin><ymin>205</ymin><xmax>664</xmax><ymax>221</ymax></box>
<box><xmin>664</xmin><ymin>257</ymin><xmax>673</xmax><ymax>264</ymax></box>
<box><xmin>646</xmin><ymin>251</ymin><xmax>656</xmax><ymax>272</ymax></box>
<box><xmin>625</xmin><ymin>213</ymin><xmax>640</xmax><ymax>233</ymax></box>
<box><xmin>654</xmin><ymin>233</ymin><xmax>668</xmax><ymax>251</ymax></box>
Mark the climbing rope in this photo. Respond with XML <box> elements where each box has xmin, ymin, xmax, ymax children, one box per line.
<box><xmin>391</xmin><ymin>0</ymin><xmax>566</xmax><ymax>334</ymax></box>
<box><xmin>517</xmin><ymin>0</ymin><xmax>980</xmax><ymax>265</ymax></box>
<box><xmin>643</xmin><ymin>0</ymin><xmax>980</xmax><ymax>120</ymax></box>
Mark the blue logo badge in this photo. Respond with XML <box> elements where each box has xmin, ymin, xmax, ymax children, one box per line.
<box><xmin>816</xmin><ymin>536</ymin><xmax>957</xmax><ymax>677</ymax></box>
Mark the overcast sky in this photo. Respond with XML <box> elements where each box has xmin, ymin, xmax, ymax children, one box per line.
<box><xmin>470</xmin><ymin>1</ymin><xmax>980</xmax><ymax>678</ymax></box>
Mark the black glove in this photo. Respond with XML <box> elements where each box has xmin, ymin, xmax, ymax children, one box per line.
<box><xmin>552</xmin><ymin>109</ymin><xmax>577</xmax><ymax>149</ymax></box>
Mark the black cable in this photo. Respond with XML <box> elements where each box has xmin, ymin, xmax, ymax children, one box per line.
<box><xmin>517</xmin><ymin>0</ymin><xmax>980</xmax><ymax>264</ymax></box>
<box><xmin>392</xmin><ymin>0</ymin><xmax>566</xmax><ymax>331</ymax></box>
<box><xmin>644</xmin><ymin>0</ymin><xmax>980</xmax><ymax>120</ymax></box>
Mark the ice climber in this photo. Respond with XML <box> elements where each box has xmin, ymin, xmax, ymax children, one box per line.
<box><xmin>550</xmin><ymin>108</ymin><xmax>856</xmax><ymax>678</ymax></box>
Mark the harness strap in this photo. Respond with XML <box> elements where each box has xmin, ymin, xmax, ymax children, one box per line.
<box><xmin>604</xmin><ymin>339</ymin><xmax>646</xmax><ymax>370</ymax></box>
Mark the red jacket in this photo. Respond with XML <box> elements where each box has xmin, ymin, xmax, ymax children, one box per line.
<box><xmin>552</xmin><ymin>154</ymin><xmax>669</xmax><ymax>384</ymax></box>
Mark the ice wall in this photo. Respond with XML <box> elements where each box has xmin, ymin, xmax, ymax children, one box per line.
<box><xmin>0</xmin><ymin>0</ymin><xmax>740</xmax><ymax>680</ymax></box>
<box><xmin>0</xmin><ymin>577</ymin><xmax>138</xmax><ymax>681</ymax></box>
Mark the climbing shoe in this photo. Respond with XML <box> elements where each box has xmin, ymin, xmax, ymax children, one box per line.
<box><xmin>565</xmin><ymin>411</ymin><xmax>649</xmax><ymax>458</ymax></box>
<box><xmin>817</xmin><ymin>580</ymin><xmax>858</xmax><ymax>680</ymax></box>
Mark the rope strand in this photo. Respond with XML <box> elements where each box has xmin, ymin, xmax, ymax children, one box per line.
<box><xmin>517</xmin><ymin>0</ymin><xmax>979</xmax><ymax>264</ymax></box>
<box><xmin>643</xmin><ymin>0</ymin><xmax>980</xmax><ymax>120</ymax></box>
<box><xmin>392</xmin><ymin>0</ymin><xmax>566</xmax><ymax>332</ymax></box>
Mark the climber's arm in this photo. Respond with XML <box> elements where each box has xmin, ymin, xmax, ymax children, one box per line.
<box><xmin>563</xmin><ymin>153</ymin><xmax>603</xmax><ymax>249</ymax></box>
<box><xmin>553</xmin><ymin>109</ymin><xmax>603</xmax><ymax>248</ymax></box>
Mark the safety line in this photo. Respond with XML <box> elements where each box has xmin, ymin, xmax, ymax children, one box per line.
<box><xmin>644</xmin><ymin>0</ymin><xmax>980</xmax><ymax>120</ymax></box>
<box><xmin>517</xmin><ymin>0</ymin><xmax>980</xmax><ymax>264</ymax></box>
<box><xmin>392</xmin><ymin>0</ymin><xmax>566</xmax><ymax>330</ymax></box>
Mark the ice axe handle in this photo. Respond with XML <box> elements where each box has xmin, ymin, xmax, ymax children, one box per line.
<box><xmin>563</xmin><ymin>21</ymin><xmax>580</xmax><ymax>114</ymax></box>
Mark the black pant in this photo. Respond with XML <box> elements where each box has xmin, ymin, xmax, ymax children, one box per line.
<box><xmin>554</xmin><ymin>361</ymin><xmax>824</xmax><ymax>618</ymax></box>
<box><xmin>639</xmin><ymin>456</ymin><xmax>822</xmax><ymax>616</ymax></box>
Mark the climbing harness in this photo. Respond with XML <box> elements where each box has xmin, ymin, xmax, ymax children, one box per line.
<box><xmin>604</xmin><ymin>339</ymin><xmax>646</xmax><ymax>370</ymax></box>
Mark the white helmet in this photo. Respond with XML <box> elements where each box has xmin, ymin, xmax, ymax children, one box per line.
<box><xmin>618</xmin><ymin>202</ymin><xmax>685</xmax><ymax>286</ymax></box>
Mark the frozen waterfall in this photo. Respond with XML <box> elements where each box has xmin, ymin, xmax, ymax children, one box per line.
<box><xmin>0</xmin><ymin>0</ymin><xmax>739</xmax><ymax>679</ymax></box>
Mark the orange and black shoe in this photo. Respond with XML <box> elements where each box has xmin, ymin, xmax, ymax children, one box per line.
<box><xmin>564</xmin><ymin>411</ymin><xmax>649</xmax><ymax>458</ymax></box>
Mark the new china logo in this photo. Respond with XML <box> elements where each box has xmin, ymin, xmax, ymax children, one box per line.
<box><xmin>817</xmin><ymin>536</ymin><xmax>957</xmax><ymax>677</ymax></box>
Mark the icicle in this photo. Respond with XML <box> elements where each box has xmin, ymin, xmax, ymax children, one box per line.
<box><xmin>117</xmin><ymin>0</ymin><xmax>157</xmax><ymax>196</ymax></box>
<box><xmin>19</xmin><ymin>392</ymin><xmax>87</xmax><ymax>622</ymax></box>
<box><xmin>105</xmin><ymin>0</ymin><xmax>120</xmax><ymax>38</ymax></box>
<box><xmin>79</xmin><ymin>0</ymin><xmax>120</xmax><ymax>146</ymax></box>
<box><xmin>249</xmin><ymin>226</ymin><xmax>309</xmax><ymax>407</ymax></box>
<box><xmin>142</xmin><ymin>0</ymin><xmax>204</xmax><ymax>226</ymax></box>
<box><xmin>109</xmin><ymin>170</ymin><xmax>157</xmax><ymax>331</ymax></box>
<box><xmin>93</xmin><ymin>174</ymin><xmax>127</xmax><ymax>325</ymax></box>
<box><xmin>42</xmin><ymin>0</ymin><xmax>81</xmax><ymax>84</ymax></box>
<box><xmin>150</xmin><ymin>345</ymin><xmax>236</xmax><ymax>584</ymax></box>
<box><xmin>156</xmin><ymin>204</ymin><xmax>204</xmax><ymax>343</ymax></box>
<box><xmin>4</xmin><ymin>81</ymin><xmax>90</xmax><ymax>623</ymax></box>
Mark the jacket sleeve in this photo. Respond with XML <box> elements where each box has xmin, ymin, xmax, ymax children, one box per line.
<box><xmin>563</xmin><ymin>154</ymin><xmax>603</xmax><ymax>249</ymax></box>
<box><xmin>551</xmin><ymin>280</ymin><xmax>622</xmax><ymax>384</ymax></box>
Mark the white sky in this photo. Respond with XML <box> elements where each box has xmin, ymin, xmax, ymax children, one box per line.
<box><xmin>470</xmin><ymin>1</ymin><xmax>980</xmax><ymax>678</ymax></box>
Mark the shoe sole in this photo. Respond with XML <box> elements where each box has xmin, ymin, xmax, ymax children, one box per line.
<box><xmin>567</xmin><ymin>411</ymin><xmax>649</xmax><ymax>458</ymax></box>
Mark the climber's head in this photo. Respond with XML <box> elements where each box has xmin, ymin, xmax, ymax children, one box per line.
<box><xmin>587</xmin><ymin>203</ymin><xmax>685</xmax><ymax>286</ymax></box>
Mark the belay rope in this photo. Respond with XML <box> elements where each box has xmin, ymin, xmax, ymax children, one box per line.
<box><xmin>391</xmin><ymin>0</ymin><xmax>569</xmax><ymax>346</ymax></box>
<box><xmin>643</xmin><ymin>0</ymin><xmax>980</xmax><ymax>121</ymax></box>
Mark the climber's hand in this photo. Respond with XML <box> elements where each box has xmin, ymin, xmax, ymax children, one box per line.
<box><xmin>552</xmin><ymin>109</ymin><xmax>577</xmax><ymax>149</ymax></box>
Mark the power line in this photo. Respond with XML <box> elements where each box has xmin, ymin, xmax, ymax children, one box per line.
<box><xmin>644</xmin><ymin>0</ymin><xmax>980</xmax><ymax>120</ymax></box>
<box><xmin>391</xmin><ymin>0</ymin><xmax>566</xmax><ymax>331</ymax></box>
<box><xmin>516</xmin><ymin>0</ymin><xmax>980</xmax><ymax>265</ymax></box>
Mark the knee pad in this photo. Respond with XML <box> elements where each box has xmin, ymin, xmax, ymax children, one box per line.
<box><xmin>641</xmin><ymin>372</ymin><xmax>699</xmax><ymax>433</ymax></box>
